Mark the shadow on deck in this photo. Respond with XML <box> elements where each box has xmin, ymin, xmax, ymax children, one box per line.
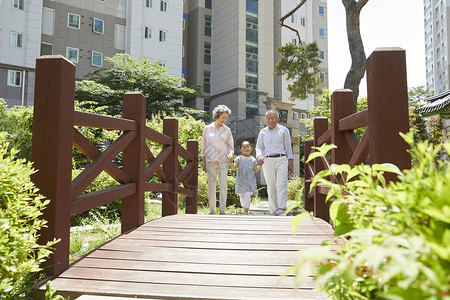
<box><xmin>33</xmin><ymin>214</ymin><xmax>339</xmax><ymax>299</ymax></box>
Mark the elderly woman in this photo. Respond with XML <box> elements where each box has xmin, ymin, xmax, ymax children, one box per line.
<box><xmin>201</xmin><ymin>105</ymin><xmax>234</xmax><ymax>215</ymax></box>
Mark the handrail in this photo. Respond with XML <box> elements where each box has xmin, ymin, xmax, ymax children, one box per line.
<box><xmin>74</xmin><ymin>110</ymin><xmax>137</xmax><ymax>131</ymax></box>
<box><xmin>338</xmin><ymin>109</ymin><xmax>368</xmax><ymax>131</ymax></box>
<box><xmin>304</xmin><ymin>48</ymin><xmax>411</xmax><ymax>223</ymax></box>
<box><xmin>31</xmin><ymin>55</ymin><xmax>199</xmax><ymax>277</ymax></box>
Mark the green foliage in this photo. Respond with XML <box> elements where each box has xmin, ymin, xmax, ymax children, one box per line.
<box><xmin>0</xmin><ymin>132</ymin><xmax>58</xmax><ymax>299</ymax></box>
<box><xmin>294</xmin><ymin>134</ymin><xmax>450</xmax><ymax>299</ymax></box>
<box><xmin>0</xmin><ymin>99</ymin><xmax>34</xmax><ymax>161</ymax></box>
<box><xmin>287</xmin><ymin>176</ymin><xmax>304</xmax><ymax>202</ymax></box>
<box><xmin>408</xmin><ymin>86</ymin><xmax>433</xmax><ymax>107</ymax></box>
<box><xmin>300</xmin><ymin>89</ymin><xmax>368</xmax><ymax>140</ymax></box>
<box><xmin>274</xmin><ymin>42</ymin><xmax>323</xmax><ymax>100</ymax></box>
<box><xmin>78</xmin><ymin>53</ymin><xmax>206</xmax><ymax>120</ymax></box>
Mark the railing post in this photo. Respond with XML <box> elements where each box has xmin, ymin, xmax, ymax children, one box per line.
<box><xmin>331</xmin><ymin>89</ymin><xmax>354</xmax><ymax>165</ymax></box>
<box><xmin>313</xmin><ymin>117</ymin><xmax>329</xmax><ymax>221</ymax></box>
<box><xmin>122</xmin><ymin>92</ymin><xmax>146</xmax><ymax>233</ymax></box>
<box><xmin>366</xmin><ymin>47</ymin><xmax>411</xmax><ymax>180</ymax></box>
<box><xmin>185</xmin><ymin>139</ymin><xmax>198</xmax><ymax>214</ymax></box>
<box><xmin>303</xmin><ymin>140</ymin><xmax>314</xmax><ymax>213</ymax></box>
<box><xmin>162</xmin><ymin>117</ymin><xmax>179</xmax><ymax>216</ymax></box>
<box><xmin>31</xmin><ymin>55</ymin><xmax>75</xmax><ymax>276</ymax></box>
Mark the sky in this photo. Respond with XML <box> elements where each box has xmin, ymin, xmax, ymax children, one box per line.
<box><xmin>327</xmin><ymin>0</ymin><xmax>426</xmax><ymax>97</ymax></box>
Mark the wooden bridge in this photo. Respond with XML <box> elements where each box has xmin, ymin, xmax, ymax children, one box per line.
<box><xmin>30</xmin><ymin>47</ymin><xmax>409</xmax><ymax>299</ymax></box>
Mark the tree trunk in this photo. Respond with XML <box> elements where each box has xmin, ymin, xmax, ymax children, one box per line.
<box><xmin>342</xmin><ymin>0</ymin><xmax>369</xmax><ymax>109</ymax></box>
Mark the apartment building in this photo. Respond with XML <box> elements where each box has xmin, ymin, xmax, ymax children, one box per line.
<box><xmin>424</xmin><ymin>0</ymin><xmax>449</xmax><ymax>94</ymax></box>
<box><xmin>183</xmin><ymin>0</ymin><xmax>328</xmax><ymax>177</ymax></box>
<box><xmin>0</xmin><ymin>0</ymin><xmax>183</xmax><ymax>107</ymax></box>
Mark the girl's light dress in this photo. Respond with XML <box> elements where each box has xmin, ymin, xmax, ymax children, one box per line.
<box><xmin>234</xmin><ymin>155</ymin><xmax>258</xmax><ymax>195</ymax></box>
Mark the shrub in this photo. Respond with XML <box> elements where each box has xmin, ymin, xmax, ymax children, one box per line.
<box><xmin>292</xmin><ymin>134</ymin><xmax>450</xmax><ymax>299</ymax></box>
<box><xmin>0</xmin><ymin>132</ymin><xmax>57</xmax><ymax>299</ymax></box>
<box><xmin>288</xmin><ymin>176</ymin><xmax>304</xmax><ymax>201</ymax></box>
<box><xmin>0</xmin><ymin>99</ymin><xmax>34</xmax><ymax>161</ymax></box>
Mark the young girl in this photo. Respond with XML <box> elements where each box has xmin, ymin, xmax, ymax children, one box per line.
<box><xmin>230</xmin><ymin>141</ymin><xmax>261</xmax><ymax>215</ymax></box>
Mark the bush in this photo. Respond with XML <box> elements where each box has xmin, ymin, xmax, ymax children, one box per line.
<box><xmin>292</xmin><ymin>134</ymin><xmax>450</xmax><ymax>299</ymax></box>
<box><xmin>0</xmin><ymin>132</ymin><xmax>57</xmax><ymax>299</ymax></box>
<box><xmin>288</xmin><ymin>176</ymin><xmax>304</xmax><ymax>201</ymax></box>
<box><xmin>0</xmin><ymin>99</ymin><xmax>34</xmax><ymax>161</ymax></box>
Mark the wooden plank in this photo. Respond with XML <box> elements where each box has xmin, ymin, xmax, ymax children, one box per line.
<box><xmin>36</xmin><ymin>214</ymin><xmax>334</xmax><ymax>299</ymax></box>
<box><xmin>57</xmin><ymin>266</ymin><xmax>309</xmax><ymax>289</ymax></box>
<box><xmin>73</xmin><ymin>110</ymin><xmax>137</xmax><ymax>131</ymax></box>
<box><xmin>45</xmin><ymin>278</ymin><xmax>327</xmax><ymax>299</ymax></box>
<box><xmin>73</xmin><ymin>257</ymin><xmax>305</xmax><ymax>276</ymax></box>
<box><xmin>71</xmin><ymin>130</ymin><xmax>137</xmax><ymax>199</ymax></box>
<box><xmin>317</xmin><ymin>128</ymin><xmax>331</xmax><ymax>146</ymax></box>
<box><xmin>338</xmin><ymin>109</ymin><xmax>368</xmax><ymax>131</ymax></box>
<box><xmin>71</xmin><ymin>184</ymin><xmax>136</xmax><ymax>216</ymax></box>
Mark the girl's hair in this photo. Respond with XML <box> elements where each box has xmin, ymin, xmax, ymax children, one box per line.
<box><xmin>240</xmin><ymin>140</ymin><xmax>252</xmax><ymax>148</ymax></box>
<box><xmin>212</xmin><ymin>105</ymin><xmax>232</xmax><ymax>119</ymax></box>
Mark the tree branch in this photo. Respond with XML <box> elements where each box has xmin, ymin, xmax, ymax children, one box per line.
<box><xmin>280</xmin><ymin>0</ymin><xmax>308</xmax><ymax>43</ymax></box>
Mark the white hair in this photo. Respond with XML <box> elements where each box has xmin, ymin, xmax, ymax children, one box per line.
<box><xmin>212</xmin><ymin>105</ymin><xmax>232</xmax><ymax>119</ymax></box>
<box><xmin>265</xmin><ymin>109</ymin><xmax>279</xmax><ymax>118</ymax></box>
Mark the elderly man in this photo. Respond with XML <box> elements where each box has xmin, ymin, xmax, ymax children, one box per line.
<box><xmin>255</xmin><ymin>109</ymin><xmax>293</xmax><ymax>216</ymax></box>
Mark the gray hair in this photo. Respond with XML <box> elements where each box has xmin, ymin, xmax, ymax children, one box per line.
<box><xmin>265</xmin><ymin>109</ymin><xmax>279</xmax><ymax>118</ymax></box>
<box><xmin>212</xmin><ymin>105</ymin><xmax>232</xmax><ymax>119</ymax></box>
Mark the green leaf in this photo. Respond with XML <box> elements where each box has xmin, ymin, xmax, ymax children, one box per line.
<box><xmin>291</xmin><ymin>212</ymin><xmax>310</xmax><ymax>236</ymax></box>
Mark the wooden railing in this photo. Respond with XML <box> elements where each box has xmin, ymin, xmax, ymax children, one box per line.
<box><xmin>31</xmin><ymin>55</ymin><xmax>198</xmax><ymax>277</ymax></box>
<box><xmin>304</xmin><ymin>48</ymin><xmax>411</xmax><ymax>222</ymax></box>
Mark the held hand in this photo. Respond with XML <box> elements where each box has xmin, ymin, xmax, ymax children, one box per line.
<box><xmin>257</xmin><ymin>156</ymin><xmax>264</xmax><ymax>166</ymax></box>
<box><xmin>288</xmin><ymin>160</ymin><xmax>293</xmax><ymax>175</ymax></box>
<box><xmin>228</xmin><ymin>153</ymin><xmax>233</xmax><ymax>162</ymax></box>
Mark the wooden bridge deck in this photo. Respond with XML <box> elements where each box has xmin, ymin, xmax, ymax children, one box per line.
<box><xmin>36</xmin><ymin>214</ymin><xmax>338</xmax><ymax>299</ymax></box>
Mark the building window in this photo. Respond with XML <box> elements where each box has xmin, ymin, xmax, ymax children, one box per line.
<box><xmin>182</xmin><ymin>45</ymin><xmax>185</xmax><ymax>57</ymax></box>
<box><xmin>93</xmin><ymin>18</ymin><xmax>104</xmax><ymax>34</ymax></box>
<box><xmin>160</xmin><ymin>0</ymin><xmax>167</xmax><ymax>12</ymax></box>
<box><xmin>91</xmin><ymin>51</ymin><xmax>103</xmax><ymax>67</ymax></box>
<box><xmin>319</xmin><ymin>27</ymin><xmax>326</xmax><ymax>38</ymax></box>
<box><xmin>319</xmin><ymin>5</ymin><xmax>326</xmax><ymax>16</ymax></box>
<box><xmin>42</xmin><ymin>7</ymin><xmax>55</xmax><ymax>36</ymax></box>
<box><xmin>291</xmin><ymin>38</ymin><xmax>297</xmax><ymax>45</ymax></box>
<box><xmin>66</xmin><ymin>47</ymin><xmax>79</xmax><ymax>64</ymax></box>
<box><xmin>278</xmin><ymin>110</ymin><xmax>288</xmax><ymax>123</ymax></box>
<box><xmin>159</xmin><ymin>30</ymin><xmax>167</xmax><ymax>42</ymax></box>
<box><xmin>319</xmin><ymin>50</ymin><xmax>325</xmax><ymax>59</ymax></box>
<box><xmin>203</xmin><ymin>71</ymin><xmax>211</xmax><ymax>93</ymax></box>
<box><xmin>204</xmin><ymin>42</ymin><xmax>211</xmax><ymax>64</ymax></box>
<box><xmin>11</xmin><ymin>32</ymin><xmax>22</xmax><ymax>48</ymax></box>
<box><xmin>205</xmin><ymin>0</ymin><xmax>212</xmax><ymax>9</ymax></box>
<box><xmin>319</xmin><ymin>72</ymin><xmax>326</xmax><ymax>81</ymax></box>
<box><xmin>68</xmin><ymin>13</ymin><xmax>80</xmax><ymax>29</ymax></box>
<box><xmin>145</xmin><ymin>27</ymin><xmax>153</xmax><ymax>39</ymax></box>
<box><xmin>115</xmin><ymin>24</ymin><xmax>126</xmax><ymax>50</ymax></box>
<box><xmin>291</xmin><ymin>14</ymin><xmax>295</xmax><ymax>23</ymax></box>
<box><xmin>40</xmin><ymin>43</ymin><xmax>53</xmax><ymax>56</ymax></box>
<box><xmin>13</xmin><ymin>0</ymin><xmax>24</xmax><ymax>10</ymax></box>
<box><xmin>300</xmin><ymin>17</ymin><xmax>305</xmax><ymax>26</ymax></box>
<box><xmin>146</xmin><ymin>0</ymin><xmax>152</xmax><ymax>7</ymax></box>
<box><xmin>7</xmin><ymin>70</ymin><xmax>22</xmax><ymax>87</ymax></box>
<box><xmin>205</xmin><ymin>15</ymin><xmax>212</xmax><ymax>37</ymax></box>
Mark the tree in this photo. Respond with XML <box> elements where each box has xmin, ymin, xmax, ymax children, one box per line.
<box><xmin>77</xmin><ymin>53</ymin><xmax>206</xmax><ymax>120</ymax></box>
<box><xmin>274</xmin><ymin>42</ymin><xmax>323</xmax><ymax>100</ymax></box>
<box><xmin>343</xmin><ymin>0</ymin><xmax>369</xmax><ymax>108</ymax></box>
<box><xmin>275</xmin><ymin>0</ymin><xmax>369</xmax><ymax>109</ymax></box>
